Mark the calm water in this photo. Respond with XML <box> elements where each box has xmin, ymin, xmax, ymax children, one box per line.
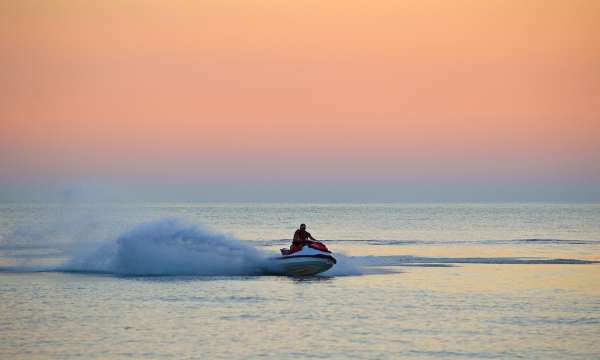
<box><xmin>1</xmin><ymin>203</ymin><xmax>599</xmax><ymax>359</ymax></box>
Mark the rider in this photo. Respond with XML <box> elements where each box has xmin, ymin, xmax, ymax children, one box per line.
<box><xmin>291</xmin><ymin>223</ymin><xmax>317</xmax><ymax>252</ymax></box>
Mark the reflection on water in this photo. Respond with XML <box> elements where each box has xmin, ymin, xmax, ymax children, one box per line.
<box><xmin>1</xmin><ymin>264</ymin><xmax>599</xmax><ymax>359</ymax></box>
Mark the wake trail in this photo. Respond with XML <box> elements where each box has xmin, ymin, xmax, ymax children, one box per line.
<box><xmin>351</xmin><ymin>255</ymin><xmax>598</xmax><ymax>266</ymax></box>
<box><xmin>61</xmin><ymin>219</ymin><xmax>269</xmax><ymax>276</ymax></box>
<box><xmin>1</xmin><ymin>219</ymin><xmax>365</xmax><ymax>276</ymax></box>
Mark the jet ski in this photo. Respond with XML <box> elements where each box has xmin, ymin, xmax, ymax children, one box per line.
<box><xmin>267</xmin><ymin>241</ymin><xmax>336</xmax><ymax>276</ymax></box>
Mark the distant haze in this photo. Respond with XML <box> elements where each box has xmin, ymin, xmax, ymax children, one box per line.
<box><xmin>1</xmin><ymin>0</ymin><xmax>599</xmax><ymax>202</ymax></box>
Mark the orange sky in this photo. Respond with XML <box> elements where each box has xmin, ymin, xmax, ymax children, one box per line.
<box><xmin>0</xmin><ymin>0</ymin><xmax>599</xmax><ymax>200</ymax></box>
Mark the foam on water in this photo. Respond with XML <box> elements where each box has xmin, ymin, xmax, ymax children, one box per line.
<box><xmin>60</xmin><ymin>219</ymin><xmax>269</xmax><ymax>276</ymax></box>
<box><xmin>321</xmin><ymin>253</ymin><xmax>365</xmax><ymax>276</ymax></box>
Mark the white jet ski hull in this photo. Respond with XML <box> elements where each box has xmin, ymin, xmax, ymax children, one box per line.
<box><xmin>267</xmin><ymin>247</ymin><xmax>336</xmax><ymax>276</ymax></box>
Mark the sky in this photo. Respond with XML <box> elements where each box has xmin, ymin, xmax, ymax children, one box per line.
<box><xmin>0</xmin><ymin>0</ymin><xmax>599</xmax><ymax>202</ymax></box>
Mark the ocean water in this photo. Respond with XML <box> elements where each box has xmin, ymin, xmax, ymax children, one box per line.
<box><xmin>1</xmin><ymin>203</ymin><xmax>599</xmax><ymax>359</ymax></box>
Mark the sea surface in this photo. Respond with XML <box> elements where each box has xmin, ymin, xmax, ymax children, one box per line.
<box><xmin>1</xmin><ymin>203</ymin><xmax>599</xmax><ymax>359</ymax></box>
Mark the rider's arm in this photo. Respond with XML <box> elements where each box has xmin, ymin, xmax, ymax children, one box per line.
<box><xmin>307</xmin><ymin>232</ymin><xmax>317</xmax><ymax>241</ymax></box>
<box><xmin>292</xmin><ymin>230</ymin><xmax>301</xmax><ymax>244</ymax></box>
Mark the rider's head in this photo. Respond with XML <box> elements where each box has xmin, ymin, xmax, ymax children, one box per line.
<box><xmin>300</xmin><ymin>224</ymin><xmax>306</xmax><ymax>230</ymax></box>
